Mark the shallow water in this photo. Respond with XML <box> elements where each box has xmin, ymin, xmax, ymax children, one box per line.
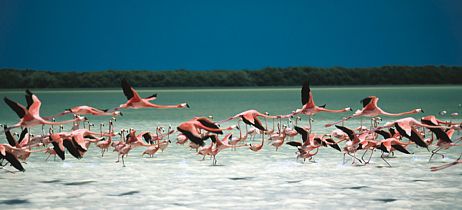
<box><xmin>0</xmin><ymin>86</ymin><xmax>461</xmax><ymax>209</ymax></box>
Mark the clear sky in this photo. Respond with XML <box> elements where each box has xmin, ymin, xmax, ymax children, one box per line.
<box><xmin>0</xmin><ymin>0</ymin><xmax>461</xmax><ymax>71</ymax></box>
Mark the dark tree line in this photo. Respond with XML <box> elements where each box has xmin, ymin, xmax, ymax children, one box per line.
<box><xmin>0</xmin><ymin>66</ymin><xmax>461</xmax><ymax>88</ymax></box>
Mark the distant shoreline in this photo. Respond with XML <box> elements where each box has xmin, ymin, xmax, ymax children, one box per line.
<box><xmin>1</xmin><ymin>66</ymin><xmax>461</xmax><ymax>88</ymax></box>
<box><xmin>1</xmin><ymin>84</ymin><xmax>462</xmax><ymax>92</ymax></box>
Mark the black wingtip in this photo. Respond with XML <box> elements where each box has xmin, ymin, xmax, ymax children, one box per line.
<box><xmin>360</xmin><ymin>97</ymin><xmax>373</xmax><ymax>108</ymax></box>
<box><xmin>186</xmin><ymin>103</ymin><xmax>190</xmax><ymax>108</ymax></box>
<box><xmin>286</xmin><ymin>141</ymin><xmax>302</xmax><ymax>147</ymax></box>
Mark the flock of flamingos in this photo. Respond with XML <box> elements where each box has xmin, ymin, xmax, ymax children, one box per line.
<box><xmin>1</xmin><ymin>79</ymin><xmax>461</xmax><ymax>173</ymax></box>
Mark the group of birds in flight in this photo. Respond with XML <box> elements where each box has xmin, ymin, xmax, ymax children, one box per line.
<box><xmin>1</xmin><ymin>79</ymin><xmax>461</xmax><ymax>172</ymax></box>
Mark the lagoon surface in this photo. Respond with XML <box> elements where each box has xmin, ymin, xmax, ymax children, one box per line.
<box><xmin>0</xmin><ymin>86</ymin><xmax>461</xmax><ymax>209</ymax></box>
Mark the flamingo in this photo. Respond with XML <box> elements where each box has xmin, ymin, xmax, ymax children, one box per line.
<box><xmin>210</xmin><ymin>133</ymin><xmax>246</xmax><ymax>165</ymax></box>
<box><xmin>287</xmin><ymin>81</ymin><xmax>352</xmax><ymax>129</ymax></box>
<box><xmin>286</xmin><ymin>128</ymin><xmax>321</xmax><ymax>162</ymax></box>
<box><xmin>116</xmin><ymin>144</ymin><xmax>132</xmax><ymax>167</ymax></box>
<box><xmin>117</xmin><ymin>79</ymin><xmax>189</xmax><ymax>110</ymax></box>
<box><xmin>96</xmin><ymin>121</ymin><xmax>115</xmax><ymax>157</ymax></box>
<box><xmin>49</xmin><ymin>133</ymin><xmax>82</xmax><ymax>160</ymax></box>
<box><xmin>46</xmin><ymin>105</ymin><xmax>122</xmax><ymax>119</ymax></box>
<box><xmin>270</xmin><ymin>124</ymin><xmax>287</xmax><ymax>151</ymax></box>
<box><xmin>3</xmin><ymin>90</ymin><xmax>87</xmax><ymax>130</ymax></box>
<box><xmin>177</xmin><ymin>117</ymin><xmax>231</xmax><ymax>146</ymax></box>
<box><xmin>219</xmin><ymin>109</ymin><xmax>281</xmax><ymax>131</ymax></box>
<box><xmin>374</xmin><ymin>136</ymin><xmax>412</xmax><ymax>167</ymax></box>
<box><xmin>0</xmin><ymin>144</ymin><xmax>25</xmax><ymax>172</ymax></box>
<box><xmin>334</xmin><ymin>125</ymin><xmax>366</xmax><ymax>165</ymax></box>
<box><xmin>198</xmin><ymin>140</ymin><xmax>214</xmax><ymax>160</ymax></box>
<box><xmin>249</xmin><ymin>135</ymin><xmax>264</xmax><ymax>152</ymax></box>
<box><xmin>142</xmin><ymin>145</ymin><xmax>160</xmax><ymax>158</ymax></box>
<box><xmin>325</xmin><ymin>96</ymin><xmax>423</xmax><ymax>127</ymax></box>
<box><xmin>176</xmin><ymin>134</ymin><xmax>189</xmax><ymax>145</ymax></box>
<box><xmin>3</xmin><ymin>125</ymin><xmax>29</xmax><ymax>148</ymax></box>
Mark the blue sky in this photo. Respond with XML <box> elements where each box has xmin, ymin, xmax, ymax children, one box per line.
<box><xmin>0</xmin><ymin>0</ymin><xmax>461</xmax><ymax>71</ymax></box>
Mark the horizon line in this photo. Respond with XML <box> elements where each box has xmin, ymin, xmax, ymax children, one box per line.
<box><xmin>1</xmin><ymin>64</ymin><xmax>461</xmax><ymax>73</ymax></box>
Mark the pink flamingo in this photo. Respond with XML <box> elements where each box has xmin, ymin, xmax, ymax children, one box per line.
<box><xmin>96</xmin><ymin>121</ymin><xmax>115</xmax><ymax>157</ymax></box>
<box><xmin>198</xmin><ymin>140</ymin><xmax>214</xmax><ymax>160</ymax></box>
<box><xmin>220</xmin><ymin>109</ymin><xmax>281</xmax><ymax>131</ymax></box>
<box><xmin>325</xmin><ymin>96</ymin><xmax>423</xmax><ymax>127</ymax></box>
<box><xmin>270</xmin><ymin>124</ymin><xmax>287</xmax><ymax>151</ymax></box>
<box><xmin>286</xmin><ymin>128</ymin><xmax>321</xmax><ymax>162</ymax></box>
<box><xmin>334</xmin><ymin>125</ymin><xmax>366</xmax><ymax>165</ymax></box>
<box><xmin>210</xmin><ymin>133</ymin><xmax>246</xmax><ymax>165</ymax></box>
<box><xmin>249</xmin><ymin>136</ymin><xmax>264</xmax><ymax>152</ymax></box>
<box><xmin>3</xmin><ymin>90</ymin><xmax>87</xmax><ymax>130</ymax></box>
<box><xmin>177</xmin><ymin>117</ymin><xmax>233</xmax><ymax>146</ymax></box>
<box><xmin>117</xmin><ymin>79</ymin><xmax>189</xmax><ymax>110</ymax></box>
<box><xmin>49</xmin><ymin>133</ymin><xmax>82</xmax><ymax>160</ymax></box>
<box><xmin>49</xmin><ymin>105</ymin><xmax>122</xmax><ymax>118</ymax></box>
<box><xmin>176</xmin><ymin>134</ymin><xmax>189</xmax><ymax>145</ymax></box>
<box><xmin>0</xmin><ymin>144</ymin><xmax>25</xmax><ymax>172</ymax></box>
<box><xmin>374</xmin><ymin>117</ymin><xmax>446</xmax><ymax>149</ymax></box>
<box><xmin>142</xmin><ymin>145</ymin><xmax>160</xmax><ymax>158</ymax></box>
<box><xmin>287</xmin><ymin>81</ymin><xmax>352</xmax><ymax>128</ymax></box>
<box><xmin>116</xmin><ymin>144</ymin><xmax>132</xmax><ymax>167</ymax></box>
<box><xmin>374</xmin><ymin>137</ymin><xmax>412</xmax><ymax>166</ymax></box>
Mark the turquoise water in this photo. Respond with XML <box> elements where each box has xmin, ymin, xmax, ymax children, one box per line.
<box><xmin>0</xmin><ymin>86</ymin><xmax>461</xmax><ymax>209</ymax></box>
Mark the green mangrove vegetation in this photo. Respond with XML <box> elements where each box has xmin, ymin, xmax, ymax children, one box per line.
<box><xmin>0</xmin><ymin>66</ymin><xmax>461</xmax><ymax>88</ymax></box>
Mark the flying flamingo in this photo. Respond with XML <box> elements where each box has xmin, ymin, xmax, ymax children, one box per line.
<box><xmin>220</xmin><ymin>109</ymin><xmax>281</xmax><ymax>131</ymax></box>
<box><xmin>3</xmin><ymin>125</ymin><xmax>28</xmax><ymax>148</ymax></box>
<box><xmin>48</xmin><ymin>106</ymin><xmax>122</xmax><ymax>118</ymax></box>
<box><xmin>428</xmin><ymin>128</ymin><xmax>461</xmax><ymax>162</ymax></box>
<box><xmin>325</xmin><ymin>96</ymin><xmax>423</xmax><ymax>127</ymax></box>
<box><xmin>334</xmin><ymin>125</ymin><xmax>366</xmax><ymax>165</ymax></box>
<box><xmin>0</xmin><ymin>144</ymin><xmax>25</xmax><ymax>172</ymax></box>
<box><xmin>117</xmin><ymin>79</ymin><xmax>189</xmax><ymax>110</ymax></box>
<box><xmin>287</xmin><ymin>81</ymin><xmax>352</xmax><ymax>129</ymax></box>
<box><xmin>210</xmin><ymin>133</ymin><xmax>246</xmax><ymax>165</ymax></box>
<box><xmin>286</xmin><ymin>128</ymin><xmax>323</xmax><ymax>162</ymax></box>
<box><xmin>177</xmin><ymin>117</ymin><xmax>232</xmax><ymax>146</ymax></box>
<box><xmin>49</xmin><ymin>133</ymin><xmax>82</xmax><ymax>160</ymax></box>
<box><xmin>3</xmin><ymin>90</ymin><xmax>87</xmax><ymax>131</ymax></box>
<box><xmin>373</xmin><ymin>136</ymin><xmax>412</xmax><ymax>167</ymax></box>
